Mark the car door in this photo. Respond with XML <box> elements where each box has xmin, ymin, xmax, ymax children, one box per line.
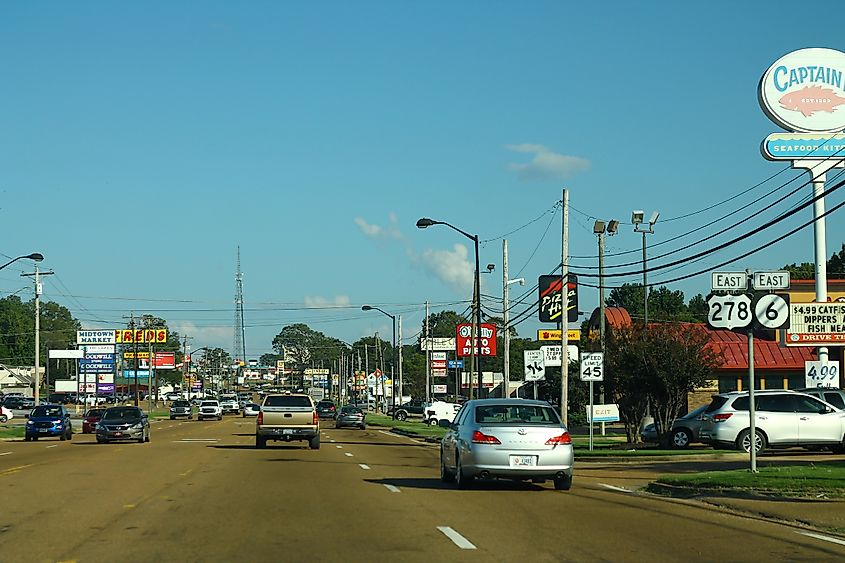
<box><xmin>796</xmin><ymin>395</ymin><xmax>844</xmax><ymax>444</ymax></box>
<box><xmin>754</xmin><ymin>395</ymin><xmax>799</xmax><ymax>445</ymax></box>
<box><xmin>441</xmin><ymin>406</ymin><xmax>467</xmax><ymax>469</ymax></box>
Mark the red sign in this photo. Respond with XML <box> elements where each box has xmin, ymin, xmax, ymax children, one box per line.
<box><xmin>153</xmin><ymin>352</ymin><xmax>176</xmax><ymax>369</ymax></box>
<box><xmin>431</xmin><ymin>360</ymin><xmax>447</xmax><ymax>369</ymax></box>
<box><xmin>456</xmin><ymin>323</ymin><xmax>497</xmax><ymax>357</ymax></box>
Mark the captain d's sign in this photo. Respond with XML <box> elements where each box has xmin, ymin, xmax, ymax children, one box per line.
<box><xmin>115</xmin><ymin>329</ymin><xmax>168</xmax><ymax>344</ymax></box>
<box><xmin>759</xmin><ymin>48</ymin><xmax>845</xmax><ymax>133</ymax></box>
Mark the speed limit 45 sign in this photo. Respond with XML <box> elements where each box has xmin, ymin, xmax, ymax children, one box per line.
<box><xmin>580</xmin><ymin>352</ymin><xmax>603</xmax><ymax>381</ymax></box>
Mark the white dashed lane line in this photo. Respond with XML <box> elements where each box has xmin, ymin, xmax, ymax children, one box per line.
<box><xmin>0</xmin><ymin>452</ymin><xmax>12</xmax><ymax>456</ymax></box>
<box><xmin>344</xmin><ymin>452</ymin><xmax>353</xmax><ymax>457</ymax></box>
<box><xmin>599</xmin><ymin>483</ymin><xmax>632</xmax><ymax>493</ymax></box>
<box><xmin>358</xmin><ymin>464</ymin><xmax>370</xmax><ymax>470</ymax></box>
<box><xmin>46</xmin><ymin>445</ymin><xmax>58</xmax><ymax>449</ymax></box>
<box><xmin>383</xmin><ymin>484</ymin><xmax>400</xmax><ymax>493</ymax></box>
<box><xmin>335</xmin><ymin>445</ymin><xmax>343</xmax><ymax>449</ymax></box>
<box><xmin>437</xmin><ymin>527</ymin><xmax>477</xmax><ymax>550</ymax></box>
<box><xmin>173</xmin><ymin>439</ymin><xmax>219</xmax><ymax>443</ymax></box>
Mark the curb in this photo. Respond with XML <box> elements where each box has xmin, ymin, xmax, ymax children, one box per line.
<box><xmin>386</xmin><ymin>427</ymin><xmax>441</xmax><ymax>444</ymax></box>
<box><xmin>646</xmin><ymin>481</ymin><xmax>845</xmax><ymax>501</ymax></box>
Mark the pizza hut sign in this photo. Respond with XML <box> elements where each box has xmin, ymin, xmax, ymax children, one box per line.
<box><xmin>456</xmin><ymin>323</ymin><xmax>497</xmax><ymax>357</ymax></box>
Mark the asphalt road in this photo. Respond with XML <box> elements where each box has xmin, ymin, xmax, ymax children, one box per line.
<box><xmin>1</xmin><ymin>417</ymin><xmax>844</xmax><ymax>562</ymax></box>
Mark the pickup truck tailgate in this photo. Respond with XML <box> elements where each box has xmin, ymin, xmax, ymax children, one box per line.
<box><xmin>261</xmin><ymin>405</ymin><xmax>314</xmax><ymax>426</ymax></box>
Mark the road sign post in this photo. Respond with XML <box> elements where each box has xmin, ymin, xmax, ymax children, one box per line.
<box><xmin>579</xmin><ymin>352</ymin><xmax>603</xmax><ymax>452</ymax></box>
<box><xmin>708</xmin><ymin>270</ymin><xmax>790</xmax><ymax>473</ymax></box>
<box><xmin>523</xmin><ymin>350</ymin><xmax>545</xmax><ymax>400</ymax></box>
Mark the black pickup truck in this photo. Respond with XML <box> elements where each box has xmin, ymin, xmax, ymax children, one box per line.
<box><xmin>388</xmin><ymin>399</ymin><xmax>426</xmax><ymax>421</ymax></box>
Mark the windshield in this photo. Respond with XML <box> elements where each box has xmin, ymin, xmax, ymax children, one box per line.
<box><xmin>173</xmin><ymin>401</ymin><xmax>190</xmax><ymax>407</ymax></box>
<box><xmin>85</xmin><ymin>409</ymin><xmax>105</xmax><ymax>417</ymax></box>
<box><xmin>474</xmin><ymin>404</ymin><xmax>561</xmax><ymax>424</ymax></box>
<box><xmin>102</xmin><ymin>407</ymin><xmax>142</xmax><ymax>420</ymax></box>
<box><xmin>31</xmin><ymin>406</ymin><xmax>63</xmax><ymax>418</ymax></box>
<box><xmin>201</xmin><ymin>401</ymin><xmax>218</xmax><ymax>407</ymax></box>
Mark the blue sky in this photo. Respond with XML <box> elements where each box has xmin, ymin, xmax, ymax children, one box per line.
<box><xmin>1</xmin><ymin>2</ymin><xmax>843</xmax><ymax>359</ymax></box>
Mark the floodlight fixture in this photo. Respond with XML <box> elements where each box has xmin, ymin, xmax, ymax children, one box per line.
<box><xmin>649</xmin><ymin>211</ymin><xmax>660</xmax><ymax>226</ymax></box>
<box><xmin>631</xmin><ymin>210</ymin><xmax>644</xmax><ymax>225</ymax></box>
<box><xmin>593</xmin><ymin>220</ymin><xmax>606</xmax><ymax>234</ymax></box>
<box><xmin>607</xmin><ymin>220</ymin><xmax>619</xmax><ymax>234</ymax></box>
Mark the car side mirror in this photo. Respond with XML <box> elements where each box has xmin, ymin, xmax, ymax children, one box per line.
<box><xmin>24</xmin><ymin>414</ymin><xmax>28</xmax><ymax>419</ymax></box>
<box><xmin>438</xmin><ymin>419</ymin><xmax>451</xmax><ymax>428</ymax></box>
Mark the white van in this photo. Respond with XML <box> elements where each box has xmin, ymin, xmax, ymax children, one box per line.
<box><xmin>423</xmin><ymin>401</ymin><xmax>462</xmax><ymax>426</ymax></box>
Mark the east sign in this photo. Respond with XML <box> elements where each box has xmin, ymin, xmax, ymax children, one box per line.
<box><xmin>759</xmin><ymin>48</ymin><xmax>845</xmax><ymax>133</ymax></box>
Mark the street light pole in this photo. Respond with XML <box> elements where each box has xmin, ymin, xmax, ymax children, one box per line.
<box><xmin>17</xmin><ymin>253</ymin><xmax>46</xmax><ymax>404</ymax></box>
<box><xmin>362</xmin><ymin>305</ymin><xmax>397</xmax><ymax>416</ymax></box>
<box><xmin>416</xmin><ymin>217</ymin><xmax>483</xmax><ymax>399</ymax></box>
<box><xmin>632</xmin><ymin>211</ymin><xmax>659</xmax><ymax>326</ymax></box>
<box><xmin>502</xmin><ymin>239</ymin><xmax>524</xmax><ymax>398</ymax></box>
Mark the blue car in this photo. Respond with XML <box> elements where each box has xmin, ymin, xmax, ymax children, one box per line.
<box><xmin>25</xmin><ymin>404</ymin><xmax>73</xmax><ymax>441</ymax></box>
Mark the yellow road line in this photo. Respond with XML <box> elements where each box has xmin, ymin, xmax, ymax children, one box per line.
<box><xmin>0</xmin><ymin>464</ymin><xmax>32</xmax><ymax>476</ymax></box>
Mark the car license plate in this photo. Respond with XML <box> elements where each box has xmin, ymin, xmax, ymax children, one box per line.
<box><xmin>283</xmin><ymin>429</ymin><xmax>294</xmax><ymax>435</ymax></box>
<box><xmin>509</xmin><ymin>455</ymin><xmax>536</xmax><ymax>467</ymax></box>
<box><xmin>113</xmin><ymin>432</ymin><xmax>123</xmax><ymax>437</ymax></box>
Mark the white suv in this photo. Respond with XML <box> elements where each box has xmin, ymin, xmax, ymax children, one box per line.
<box><xmin>699</xmin><ymin>389</ymin><xmax>845</xmax><ymax>453</ymax></box>
<box><xmin>219</xmin><ymin>395</ymin><xmax>240</xmax><ymax>415</ymax></box>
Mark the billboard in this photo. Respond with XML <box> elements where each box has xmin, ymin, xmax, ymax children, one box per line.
<box><xmin>538</xmin><ymin>275</ymin><xmax>578</xmax><ymax>323</ymax></box>
<box><xmin>115</xmin><ymin>329</ymin><xmax>168</xmax><ymax>344</ymax></box>
<box><xmin>784</xmin><ymin>302</ymin><xmax>845</xmax><ymax>346</ymax></box>
<box><xmin>456</xmin><ymin>324</ymin><xmax>497</xmax><ymax>357</ymax></box>
<box><xmin>153</xmin><ymin>352</ymin><xmax>176</xmax><ymax>369</ymax></box>
<box><xmin>77</xmin><ymin>330</ymin><xmax>116</xmax><ymax>345</ymax></box>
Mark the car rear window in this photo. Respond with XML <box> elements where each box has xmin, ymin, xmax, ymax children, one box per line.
<box><xmin>265</xmin><ymin>396</ymin><xmax>312</xmax><ymax>407</ymax></box>
<box><xmin>474</xmin><ymin>404</ymin><xmax>560</xmax><ymax>424</ymax></box>
<box><xmin>704</xmin><ymin>396</ymin><xmax>729</xmax><ymax>413</ymax></box>
<box><xmin>824</xmin><ymin>392</ymin><xmax>845</xmax><ymax>409</ymax></box>
<box><xmin>341</xmin><ymin>407</ymin><xmax>362</xmax><ymax>414</ymax></box>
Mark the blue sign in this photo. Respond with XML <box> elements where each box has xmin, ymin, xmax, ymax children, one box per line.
<box><xmin>122</xmin><ymin>370</ymin><xmax>151</xmax><ymax>378</ymax></box>
<box><xmin>763</xmin><ymin>132</ymin><xmax>845</xmax><ymax>160</ymax></box>
<box><xmin>447</xmin><ymin>360</ymin><xmax>464</xmax><ymax>369</ymax></box>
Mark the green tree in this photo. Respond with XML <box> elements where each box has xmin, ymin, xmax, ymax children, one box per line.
<box><xmin>606</xmin><ymin>283</ymin><xmax>645</xmax><ymax>320</ymax></box>
<box><xmin>781</xmin><ymin>262</ymin><xmax>815</xmax><ymax>280</ymax></box>
<box><xmin>647</xmin><ymin>286</ymin><xmax>686</xmax><ymax>321</ymax></box>
<box><xmin>687</xmin><ymin>294</ymin><xmax>708</xmax><ymax>322</ymax></box>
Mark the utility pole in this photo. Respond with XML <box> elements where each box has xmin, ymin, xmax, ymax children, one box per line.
<box><xmin>503</xmin><ymin>240</ymin><xmax>510</xmax><ymax>398</ymax></box>
<box><xmin>424</xmin><ymin>301</ymin><xmax>430</xmax><ymax>404</ymax></box>
<box><xmin>182</xmin><ymin>335</ymin><xmax>192</xmax><ymax>400</ymax></box>
<box><xmin>398</xmin><ymin>315</ymin><xmax>403</xmax><ymax>403</ymax></box>
<box><xmin>598</xmin><ymin>226</ymin><xmax>607</xmax><ymax>436</ymax></box>
<box><xmin>21</xmin><ymin>265</ymin><xmax>53</xmax><ymax>405</ymax></box>
<box><xmin>560</xmin><ymin>189</ymin><xmax>570</xmax><ymax>426</ymax></box>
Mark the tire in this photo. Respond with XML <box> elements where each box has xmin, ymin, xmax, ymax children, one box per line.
<box><xmin>553</xmin><ymin>473</ymin><xmax>573</xmax><ymax>491</ymax></box>
<box><xmin>455</xmin><ymin>453</ymin><xmax>471</xmax><ymax>489</ymax></box>
<box><xmin>0</xmin><ymin>415</ymin><xmax>7</xmax><ymax>423</ymax></box>
<box><xmin>736</xmin><ymin>428</ymin><xmax>767</xmax><ymax>454</ymax></box>
<box><xmin>671</xmin><ymin>428</ymin><xmax>692</xmax><ymax>449</ymax></box>
<box><xmin>32</xmin><ymin>435</ymin><xmax>38</xmax><ymax>441</ymax></box>
<box><xmin>395</xmin><ymin>410</ymin><xmax>408</xmax><ymax>422</ymax></box>
<box><xmin>24</xmin><ymin>435</ymin><xmax>31</xmax><ymax>442</ymax></box>
<box><xmin>144</xmin><ymin>430</ymin><xmax>150</xmax><ymax>443</ymax></box>
<box><xmin>429</xmin><ymin>419</ymin><xmax>439</xmax><ymax>426</ymax></box>
<box><xmin>218</xmin><ymin>415</ymin><xmax>222</xmax><ymax>421</ymax></box>
<box><xmin>360</xmin><ymin>424</ymin><xmax>366</xmax><ymax>430</ymax></box>
<box><xmin>440</xmin><ymin>448</ymin><xmax>455</xmax><ymax>483</ymax></box>
<box><xmin>60</xmin><ymin>431</ymin><xmax>67</xmax><ymax>441</ymax></box>
<box><xmin>197</xmin><ymin>416</ymin><xmax>203</xmax><ymax>421</ymax></box>
<box><xmin>137</xmin><ymin>431</ymin><xmax>145</xmax><ymax>444</ymax></box>
<box><xmin>309</xmin><ymin>435</ymin><xmax>320</xmax><ymax>450</ymax></box>
<box><xmin>67</xmin><ymin>431</ymin><xmax>73</xmax><ymax>442</ymax></box>
<box><xmin>256</xmin><ymin>435</ymin><xmax>266</xmax><ymax>449</ymax></box>
<box><xmin>97</xmin><ymin>437</ymin><xmax>106</xmax><ymax>444</ymax></box>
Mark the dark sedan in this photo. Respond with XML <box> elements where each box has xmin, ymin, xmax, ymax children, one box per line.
<box><xmin>96</xmin><ymin>406</ymin><xmax>150</xmax><ymax>444</ymax></box>
<box><xmin>316</xmin><ymin>400</ymin><xmax>337</xmax><ymax>419</ymax></box>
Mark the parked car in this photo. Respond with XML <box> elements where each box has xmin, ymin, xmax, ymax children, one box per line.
<box><xmin>699</xmin><ymin>389</ymin><xmax>845</xmax><ymax>453</ymax></box>
<box><xmin>25</xmin><ymin>404</ymin><xmax>73</xmax><ymax>442</ymax></box>
<box><xmin>423</xmin><ymin>401</ymin><xmax>462</xmax><ymax>426</ymax></box>
<box><xmin>796</xmin><ymin>387</ymin><xmax>845</xmax><ymax>411</ymax></box>
<box><xmin>197</xmin><ymin>400</ymin><xmax>223</xmax><ymax>421</ymax></box>
<box><xmin>95</xmin><ymin>406</ymin><xmax>150</xmax><ymax>443</ymax></box>
<box><xmin>389</xmin><ymin>399</ymin><xmax>426</xmax><ymax>421</ymax></box>
<box><xmin>335</xmin><ymin>405</ymin><xmax>366</xmax><ymax>429</ymax></box>
<box><xmin>0</xmin><ymin>405</ymin><xmax>13</xmax><ymax>423</ymax></box>
<box><xmin>639</xmin><ymin>404</ymin><xmax>709</xmax><ymax>448</ymax></box>
<box><xmin>439</xmin><ymin>399</ymin><xmax>574</xmax><ymax>490</ymax></box>
<box><xmin>316</xmin><ymin>399</ymin><xmax>337</xmax><ymax>419</ymax></box>
<box><xmin>3</xmin><ymin>396</ymin><xmax>35</xmax><ymax>410</ymax></box>
<box><xmin>242</xmin><ymin>403</ymin><xmax>260</xmax><ymax>417</ymax></box>
<box><xmin>164</xmin><ymin>392</ymin><xmax>181</xmax><ymax>402</ymax></box>
<box><xmin>82</xmin><ymin>408</ymin><xmax>106</xmax><ymax>434</ymax></box>
<box><xmin>48</xmin><ymin>392</ymin><xmax>73</xmax><ymax>404</ymax></box>
<box><xmin>169</xmin><ymin>400</ymin><xmax>193</xmax><ymax>420</ymax></box>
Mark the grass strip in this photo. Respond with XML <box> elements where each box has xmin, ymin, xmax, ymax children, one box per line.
<box><xmin>655</xmin><ymin>464</ymin><xmax>845</xmax><ymax>497</ymax></box>
<box><xmin>0</xmin><ymin>427</ymin><xmax>25</xmax><ymax>439</ymax></box>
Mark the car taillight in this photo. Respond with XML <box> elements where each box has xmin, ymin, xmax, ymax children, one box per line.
<box><xmin>257</xmin><ymin>411</ymin><xmax>263</xmax><ymax>425</ymax></box>
<box><xmin>713</xmin><ymin>413</ymin><xmax>732</xmax><ymax>423</ymax></box>
<box><xmin>313</xmin><ymin>411</ymin><xmax>319</xmax><ymax>425</ymax></box>
<box><xmin>471</xmin><ymin>430</ymin><xmax>501</xmax><ymax>444</ymax></box>
<box><xmin>545</xmin><ymin>432</ymin><xmax>572</xmax><ymax>445</ymax></box>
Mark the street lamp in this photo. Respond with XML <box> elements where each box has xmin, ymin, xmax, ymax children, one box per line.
<box><xmin>183</xmin><ymin>346</ymin><xmax>208</xmax><ymax>400</ymax></box>
<box><xmin>593</xmin><ymin>220</ymin><xmax>617</xmax><ymax>435</ymax></box>
<box><xmin>12</xmin><ymin>253</ymin><xmax>45</xmax><ymax>405</ymax></box>
<box><xmin>631</xmin><ymin>211</ymin><xmax>659</xmax><ymax>326</ymax></box>
<box><xmin>361</xmin><ymin>305</ymin><xmax>397</xmax><ymax>416</ymax></box>
<box><xmin>416</xmin><ymin>217</ymin><xmax>483</xmax><ymax>399</ymax></box>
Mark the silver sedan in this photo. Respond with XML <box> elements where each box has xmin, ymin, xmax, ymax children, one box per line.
<box><xmin>439</xmin><ymin>399</ymin><xmax>574</xmax><ymax>490</ymax></box>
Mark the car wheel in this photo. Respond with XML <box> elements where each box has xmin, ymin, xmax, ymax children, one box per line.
<box><xmin>736</xmin><ymin>428</ymin><xmax>767</xmax><ymax>454</ymax></box>
<box><xmin>198</xmin><ymin>416</ymin><xmax>203</xmax><ymax>421</ymax></box>
<box><xmin>395</xmin><ymin>410</ymin><xmax>407</xmax><ymax>421</ymax></box>
<box><xmin>360</xmin><ymin>424</ymin><xmax>366</xmax><ymax>430</ymax></box>
<box><xmin>0</xmin><ymin>415</ymin><xmax>7</xmax><ymax>423</ymax></box>
<box><xmin>440</xmin><ymin>448</ymin><xmax>455</xmax><ymax>483</ymax></box>
<box><xmin>671</xmin><ymin>428</ymin><xmax>692</xmax><ymax>449</ymax></box>
<box><xmin>97</xmin><ymin>437</ymin><xmax>106</xmax><ymax>444</ymax></box>
<box><xmin>256</xmin><ymin>435</ymin><xmax>267</xmax><ymax>449</ymax></box>
<box><xmin>553</xmin><ymin>473</ymin><xmax>573</xmax><ymax>490</ymax></box>
<box><xmin>218</xmin><ymin>415</ymin><xmax>222</xmax><ymax>421</ymax></box>
<box><xmin>24</xmin><ymin>435</ymin><xmax>31</xmax><ymax>442</ymax></box>
<box><xmin>137</xmin><ymin>431</ymin><xmax>145</xmax><ymax>444</ymax></box>
<box><xmin>32</xmin><ymin>435</ymin><xmax>38</xmax><ymax>441</ymax></box>
<box><xmin>429</xmin><ymin>419</ymin><xmax>439</xmax><ymax>426</ymax></box>
<box><xmin>67</xmin><ymin>430</ymin><xmax>73</xmax><ymax>442</ymax></box>
<box><xmin>170</xmin><ymin>416</ymin><xmax>174</xmax><ymax>420</ymax></box>
<box><xmin>455</xmin><ymin>453</ymin><xmax>471</xmax><ymax>489</ymax></box>
<box><xmin>309</xmin><ymin>435</ymin><xmax>320</xmax><ymax>450</ymax></box>
<box><xmin>144</xmin><ymin>430</ymin><xmax>150</xmax><ymax>443</ymax></box>
<box><xmin>60</xmin><ymin>431</ymin><xmax>67</xmax><ymax>441</ymax></box>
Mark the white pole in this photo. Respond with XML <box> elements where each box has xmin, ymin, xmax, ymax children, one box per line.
<box><xmin>560</xmin><ymin>189</ymin><xmax>570</xmax><ymax>426</ymax></box>
<box><xmin>398</xmin><ymin>315</ymin><xmax>403</xmax><ymax>402</ymax></box>
<box><xmin>503</xmin><ymin>239</ymin><xmax>510</xmax><ymax>398</ymax></box>
<box><xmin>425</xmin><ymin>301</ymin><xmax>430</xmax><ymax>403</ymax></box>
<box><xmin>34</xmin><ymin>265</ymin><xmax>41</xmax><ymax>405</ymax></box>
<box><xmin>812</xmin><ymin>173</ymin><xmax>829</xmax><ymax>364</ymax></box>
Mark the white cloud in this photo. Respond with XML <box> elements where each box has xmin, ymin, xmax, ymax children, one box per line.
<box><xmin>505</xmin><ymin>143</ymin><xmax>590</xmax><ymax>181</ymax></box>
<box><xmin>305</xmin><ymin>295</ymin><xmax>351</xmax><ymax>308</ymax></box>
<box><xmin>420</xmin><ymin>243</ymin><xmax>474</xmax><ymax>293</ymax></box>
<box><xmin>354</xmin><ymin>213</ymin><xmax>403</xmax><ymax>240</ymax></box>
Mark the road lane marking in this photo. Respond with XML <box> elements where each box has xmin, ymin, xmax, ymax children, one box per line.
<box><xmin>46</xmin><ymin>445</ymin><xmax>58</xmax><ymax>449</ymax></box>
<box><xmin>0</xmin><ymin>464</ymin><xmax>32</xmax><ymax>477</ymax></box>
<box><xmin>179</xmin><ymin>470</ymin><xmax>192</xmax><ymax>477</ymax></box>
<box><xmin>359</xmin><ymin>464</ymin><xmax>370</xmax><ymax>470</ymax></box>
<box><xmin>384</xmin><ymin>484</ymin><xmax>400</xmax><ymax>493</ymax></box>
<box><xmin>437</xmin><ymin>527</ymin><xmax>476</xmax><ymax>550</ymax></box>
<box><xmin>124</xmin><ymin>504</ymin><xmax>136</xmax><ymax>509</ymax></box>
<box><xmin>799</xmin><ymin>531</ymin><xmax>845</xmax><ymax>547</ymax></box>
<box><xmin>344</xmin><ymin>452</ymin><xmax>353</xmax><ymax>457</ymax></box>
<box><xmin>336</xmin><ymin>445</ymin><xmax>343</xmax><ymax>449</ymax></box>
<box><xmin>173</xmin><ymin>439</ymin><xmax>219</xmax><ymax>443</ymax></box>
<box><xmin>330</xmin><ymin>440</ymin><xmax>336</xmax><ymax>443</ymax></box>
<box><xmin>599</xmin><ymin>483</ymin><xmax>632</xmax><ymax>493</ymax></box>
<box><xmin>0</xmin><ymin>452</ymin><xmax>12</xmax><ymax>456</ymax></box>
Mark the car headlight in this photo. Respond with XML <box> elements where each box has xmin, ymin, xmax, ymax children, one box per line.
<box><xmin>26</xmin><ymin>420</ymin><xmax>34</xmax><ymax>425</ymax></box>
<box><xmin>131</xmin><ymin>422</ymin><xmax>144</xmax><ymax>430</ymax></box>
